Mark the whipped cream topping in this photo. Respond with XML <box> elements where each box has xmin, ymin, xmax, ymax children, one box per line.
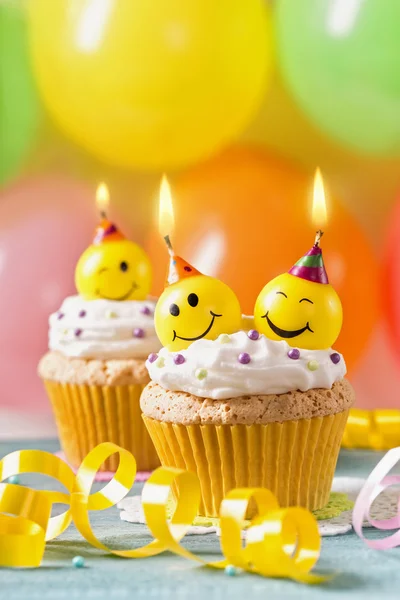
<box><xmin>49</xmin><ymin>295</ymin><xmax>160</xmax><ymax>360</ymax></box>
<box><xmin>146</xmin><ymin>330</ymin><xmax>346</xmax><ymax>399</ymax></box>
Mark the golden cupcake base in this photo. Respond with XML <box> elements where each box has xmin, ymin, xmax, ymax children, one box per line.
<box><xmin>44</xmin><ymin>381</ymin><xmax>160</xmax><ymax>471</ymax></box>
<box><xmin>143</xmin><ymin>410</ymin><xmax>349</xmax><ymax>517</ymax></box>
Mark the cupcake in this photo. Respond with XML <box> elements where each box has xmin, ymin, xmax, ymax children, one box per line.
<box><xmin>141</xmin><ymin>235</ymin><xmax>354</xmax><ymax>516</ymax></box>
<box><xmin>141</xmin><ymin>332</ymin><xmax>354</xmax><ymax>516</ymax></box>
<box><xmin>38</xmin><ymin>213</ymin><xmax>161</xmax><ymax>471</ymax></box>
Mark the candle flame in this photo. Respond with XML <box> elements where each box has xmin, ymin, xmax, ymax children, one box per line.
<box><xmin>312</xmin><ymin>168</ymin><xmax>327</xmax><ymax>229</ymax></box>
<box><xmin>158</xmin><ymin>175</ymin><xmax>175</xmax><ymax>239</ymax></box>
<box><xmin>96</xmin><ymin>182</ymin><xmax>109</xmax><ymax>217</ymax></box>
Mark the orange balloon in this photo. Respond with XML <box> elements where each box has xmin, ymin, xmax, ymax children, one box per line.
<box><xmin>146</xmin><ymin>147</ymin><xmax>378</xmax><ymax>371</ymax></box>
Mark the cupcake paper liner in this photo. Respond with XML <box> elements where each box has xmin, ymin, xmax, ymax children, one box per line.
<box><xmin>44</xmin><ymin>381</ymin><xmax>160</xmax><ymax>472</ymax></box>
<box><xmin>143</xmin><ymin>410</ymin><xmax>349</xmax><ymax>517</ymax></box>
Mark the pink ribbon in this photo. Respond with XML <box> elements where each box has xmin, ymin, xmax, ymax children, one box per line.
<box><xmin>353</xmin><ymin>447</ymin><xmax>400</xmax><ymax>549</ymax></box>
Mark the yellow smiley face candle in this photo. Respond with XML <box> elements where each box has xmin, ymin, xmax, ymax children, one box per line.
<box><xmin>254</xmin><ymin>169</ymin><xmax>343</xmax><ymax>350</ymax></box>
<box><xmin>75</xmin><ymin>183</ymin><xmax>152</xmax><ymax>301</ymax></box>
<box><xmin>155</xmin><ymin>176</ymin><xmax>241</xmax><ymax>351</ymax></box>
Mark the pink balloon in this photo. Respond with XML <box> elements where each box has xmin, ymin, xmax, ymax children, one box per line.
<box><xmin>0</xmin><ymin>176</ymin><xmax>96</xmax><ymax>411</ymax></box>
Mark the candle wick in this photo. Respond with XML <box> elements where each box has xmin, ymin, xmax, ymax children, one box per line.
<box><xmin>314</xmin><ymin>229</ymin><xmax>324</xmax><ymax>247</ymax></box>
<box><xmin>100</xmin><ymin>210</ymin><xmax>107</xmax><ymax>219</ymax></box>
<box><xmin>164</xmin><ymin>234</ymin><xmax>174</xmax><ymax>256</ymax></box>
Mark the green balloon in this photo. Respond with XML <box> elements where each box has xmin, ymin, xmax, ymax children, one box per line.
<box><xmin>276</xmin><ymin>0</ymin><xmax>400</xmax><ymax>156</ymax></box>
<box><xmin>0</xmin><ymin>3</ymin><xmax>40</xmax><ymax>187</ymax></box>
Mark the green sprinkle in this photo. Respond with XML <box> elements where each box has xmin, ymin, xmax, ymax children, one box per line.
<box><xmin>155</xmin><ymin>357</ymin><xmax>165</xmax><ymax>368</ymax></box>
<box><xmin>105</xmin><ymin>310</ymin><xmax>118</xmax><ymax>319</ymax></box>
<box><xmin>195</xmin><ymin>368</ymin><xmax>208</xmax><ymax>380</ymax></box>
<box><xmin>307</xmin><ymin>360</ymin><xmax>319</xmax><ymax>371</ymax></box>
<box><xmin>218</xmin><ymin>334</ymin><xmax>231</xmax><ymax>344</ymax></box>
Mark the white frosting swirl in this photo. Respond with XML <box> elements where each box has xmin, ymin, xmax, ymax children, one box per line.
<box><xmin>146</xmin><ymin>331</ymin><xmax>346</xmax><ymax>399</ymax></box>
<box><xmin>49</xmin><ymin>295</ymin><xmax>160</xmax><ymax>359</ymax></box>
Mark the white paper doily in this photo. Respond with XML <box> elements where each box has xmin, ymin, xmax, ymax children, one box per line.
<box><xmin>117</xmin><ymin>476</ymin><xmax>400</xmax><ymax>538</ymax></box>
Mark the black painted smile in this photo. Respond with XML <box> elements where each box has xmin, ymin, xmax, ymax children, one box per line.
<box><xmin>173</xmin><ymin>311</ymin><xmax>222</xmax><ymax>342</ymax></box>
<box><xmin>97</xmin><ymin>282</ymin><xmax>138</xmax><ymax>301</ymax></box>
<box><xmin>262</xmin><ymin>311</ymin><xmax>314</xmax><ymax>339</ymax></box>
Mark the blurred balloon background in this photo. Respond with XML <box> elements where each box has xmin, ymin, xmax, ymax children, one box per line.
<box><xmin>0</xmin><ymin>0</ymin><xmax>399</xmax><ymax>436</ymax></box>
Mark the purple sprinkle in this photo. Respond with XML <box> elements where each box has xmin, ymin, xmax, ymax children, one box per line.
<box><xmin>140</xmin><ymin>306</ymin><xmax>152</xmax><ymax>316</ymax></box>
<box><xmin>133</xmin><ymin>327</ymin><xmax>145</xmax><ymax>338</ymax></box>
<box><xmin>148</xmin><ymin>353</ymin><xmax>158</xmax><ymax>363</ymax></box>
<box><xmin>248</xmin><ymin>329</ymin><xmax>259</xmax><ymax>341</ymax></box>
<box><xmin>238</xmin><ymin>352</ymin><xmax>251</xmax><ymax>365</ymax></box>
<box><xmin>330</xmin><ymin>352</ymin><xmax>341</xmax><ymax>364</ymax></box>
<box><xmin>74</xmin><ymin>328</ymin><xmax>82</xmax><ymax>337</ymax></box>
<box><xmin>184</xmin><ymin>266</ymin><xmax>192</xmax><ymax>272</ymax></box>
<box><xmin>288</xmin><ymin>348</ymin><xmax>300</xmax><ymax>360</ymax></box>
<box><xmin>78</xmin><ymin>310</ymin><xmax>86</xmax><ymax>318</ymax></box>
<box><xmin>57</xmin><ymin>312</ymin><xmax>64</xmax><ymax>320</ymax></box>
<box><xmin>174</xmin><ymin>353</ymin><xmax>185</xmax><ymax>365</ymax></box>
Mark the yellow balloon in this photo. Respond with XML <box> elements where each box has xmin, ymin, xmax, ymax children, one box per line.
<box><xmin>155</xmin><ymin>275</ymin><xmax>242</xmax><ymax>351</ymax></box>
<box><xmin>28</xmin><ymin>0</ymin><xmax>273</xmax><ymax>170</ymax></box>
<box><xmin>254</xmin><ymin>273</ymin><xmax>343</xmax><ymax>350</ymax></box>
<box><xmin>75</xmin><ymin>240</ymin><xmax>152</xmax><ymax>301</ymax></box>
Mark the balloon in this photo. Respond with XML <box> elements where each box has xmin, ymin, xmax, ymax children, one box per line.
<box><xmin>383</xmin><ymin>195</ymin><xmax>400</xmax><ymax>364</ymax></box>
<box><xmin>0</xmin><ymin>177</ymin><xmax>96</xmax><ymax>412</ymax></box>
<box><xmin>275</xmin><ymin>0</ymin><xmax>400</xmax><ymax>156</ymax></box>
<box><xmin>28</xmin><ymin>0</ymin><xmax>272</xmax><ymax>170</ymax></box>
<box><xmin>146</xmin><ymin>146</ymin><xmax>379</xmax><ymax>371</ymax></box>
<box><xmin>0</xmin><ymin>2</ymin><xmax>40</xmax><ymax>187</ymax></box>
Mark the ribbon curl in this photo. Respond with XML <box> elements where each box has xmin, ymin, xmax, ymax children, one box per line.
<box><xmin>342</xmin><ymin>409</ymin><xmax>400</xmax><ymax>450</ymax></box>
<box><xmin>353</xmin><ymin>446</ymin><xmax>400</xmax><ymax>550</ymax></box>
<box><xmin>0</xmin><ymin>442</ymin><xmax>326</xmax><ymax>582</ymax></box>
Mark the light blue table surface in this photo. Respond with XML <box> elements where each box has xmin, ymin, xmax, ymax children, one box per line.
<box><xmin>0</xmin><ymin>439</ymin><xmax>399</xmax><ymax>600</ymax></box>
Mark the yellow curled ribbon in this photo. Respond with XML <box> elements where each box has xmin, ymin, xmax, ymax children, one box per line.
<box><xmin>0</xmin><ymin>442</ymin><xmax>327</xmax><ymax>583</ymax></box>
<box><xmin>342</xmin><ymin>409</ymin><xmax>400</xmax><ymax>450</ymax></box>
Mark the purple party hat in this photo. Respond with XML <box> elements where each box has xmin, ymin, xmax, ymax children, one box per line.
<box><xmin>288</xmin><ymin>232</ymin><xmax>328</xmax><ymax>284</ymax></box>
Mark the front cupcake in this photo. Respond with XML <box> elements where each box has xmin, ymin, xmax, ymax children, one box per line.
<box><xmin>141</xmin><ymin>236</ymin><xmax>355</xmax><ymax>516</ymax></box>
<box><xmin>38</xmin><ymin>213</ymin><xmax>161</xmax><ymax>471</ymax></box>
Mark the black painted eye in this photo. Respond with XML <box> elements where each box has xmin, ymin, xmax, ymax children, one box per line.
<box><xmin>120</xmin><ymin>261</ymin><xmax>129</xmax><ymax>272</ymax></box>
<box><xmin>187</xmin><ymin>293</ymin><xmax>199</xmax><ymax>307</ymax></box>
<box><xmin>169</xmin><ymin>303</ymin><xmax>180</xmax><ymax>317</ymax></box>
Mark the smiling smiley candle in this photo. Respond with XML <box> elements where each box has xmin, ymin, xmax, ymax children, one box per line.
<box><xmin>75</xmin><ymin>183</ymin><xmax>152</xmax><ymax>301</ymax></box>
<box><xmin>154</xmin><ymin>176</ymin><xmax>242</xmax><ymax>351</ymax></box>
<box><xmin>254</xmin><ymin>170</ymin><xmax>342</xmax><ymax>350</ymax></box>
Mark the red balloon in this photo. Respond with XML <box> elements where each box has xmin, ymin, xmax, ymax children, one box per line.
<box><xmin>0</xmin><ymin>176</ymin><xmax>95</xmax><ymax>411</ymax></box>
<box><xmin>383</xmin><ymin>196</ymin><xmax>400</xmax><ymax>363</ymax></box>
<box><xmin>146</xmin><ymin>146</ymin><xmax>379</xmax><ymax>372</ymax></box>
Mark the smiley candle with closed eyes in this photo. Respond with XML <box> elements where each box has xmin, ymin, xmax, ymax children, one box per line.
<box><xmin>254</xmin><ymin>231</ymin><xmax>343</xmax><ymax>350</ymax></box>
<box><xmin>154</xmin><ymin>244</ymin><xmax>242</xmax><ymax>352</ymax></box>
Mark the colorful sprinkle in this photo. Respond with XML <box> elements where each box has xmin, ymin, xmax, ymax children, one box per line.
<box><xmin>155</xmin><ymin>357</ymin><xmax>165</xmax><ymax>368</ymax></box>
<box><xmin>219</xmin><ymin>334</ymin><xmax>231</xmax><ymax>344</ymax></box>
<box><xmin>62</xmin><ymin>329</ymin><xmax>69</xmax><ymax>336</ymax></box>
<box><xmin>225</xmin><ymin>565</ymin><xmax>238</xmax><ymax>577</ymax></box>
<box><xmin>105</xmin><ymin>310</ymin><xmax>118</xmax><ymax>319</ymax></box>
<box><xmin>148</xmin><ymin>353</ymin><xmax>158</xmax><ymax>363</ymax></box>
<box><xmin>238</xmin><ymin>352</ymin><xmax>251</xmax><ymax>364</ymax></box>
<box><xmin>184</xmin><ymin>266</ymin><xmax>192</xmax><ymax>272</ymax></box>
<box><xmin>195</xmin><ymin>368</ymin><xmax>208</xmax><ymax>380</ymax></box>
<box><xmin>78</xmin><ymin>310</ymin><xmax>86</xmax><ymax>318</ymax></box>
<box><xmin>7</xmin><ymin>475</ymin><xmax>20</xmax><ymax>485</ymax></box>
<box><xmin>174</xmin><ymin>354</ymin><xmax>185</xmax><ymax>365</ymax></box>
<box><xmin>72</xmin><ymin>556</ymin><xmax>85</xmax><ymax>568</ymax></box>
<box><xmin>140</xmin><ymin>306</ymin><xmax>152</xmax><ymax>316</ymax></box>
<box><xmin>288</xmin><ymin>348</ymin><xmax>300</xmax><ymax>360</ymax></box>
<box><xmin>133</xmin><ymin>327</ymin><xmax>145</xmax><ymax>338</ymax></box>
<box><xmin>248</xmin><ymin>329</ymin><xmax>260</xmax><ymax>341</ymax></box>
<box><xmin>57</xmin><ymin>312</ymin><xmax>64</xmax><ymax>320</ymax></box>
<box><xmin>74</xmin><ymin>328</ymin><xmax>83</xmax><ymax>337</ymax></box>
<box><xmin>330</xmin><ymin>353</ymin><xmax>341</xmax><ymax>364</ymax></box>
<box><xmin>307</xmin><ymin>360</ymin><xmax>319</xmax><ymax>371</ymax></box>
